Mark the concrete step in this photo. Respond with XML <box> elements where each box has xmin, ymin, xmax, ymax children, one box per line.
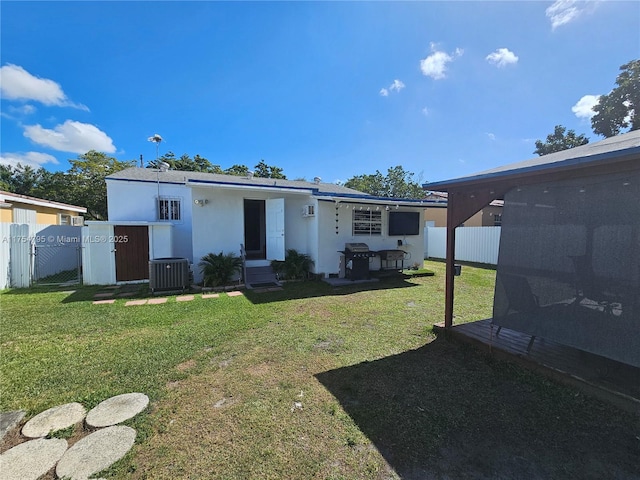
<box><xmin>245</xmin><ymin>266</ymin><xmax>280</xmax><ymax>289</ymax></box>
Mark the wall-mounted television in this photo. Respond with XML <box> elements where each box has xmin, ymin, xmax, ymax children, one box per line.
<box><xmin>388</xmin><ymin>211</ymin><xmax>420</xmax><ymax>236</ymax></box>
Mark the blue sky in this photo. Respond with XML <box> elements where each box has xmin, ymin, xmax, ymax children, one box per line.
<box><xmin>1</xmin><ymin>1</ymin><xmax>638</xmax><ymax>185</ymax></box>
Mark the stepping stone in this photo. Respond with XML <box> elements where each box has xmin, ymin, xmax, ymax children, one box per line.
<box><xmin>0</xmin><ymin>410</ymin><xmax>25</xmax><ymax>441</ymax></box>
<box><xmin>202</xmin><ymin>293</ymin><xmax>219</xmax><ymax>299</ymax></box>
<box><xmin>176</xmin><ymin>295</ymin><xmax>195</xmax><ymax>302</ymax></box>
<box><xmin>93</xmin><ymin>299</ymin><xmax>116</xmax><ymax>305</ymax></box>
<box><xmin>147</xmin><ymin>297</ymin><xmax>167</xmax><ymax>304</ymax></box>
<box><xmin>22</xmin><ymin>402</ymin><xmax>86</xmax><ymax>438</ymax></box>
<box><xmin>227</xmin><ymin>291</ymin><xmax>243</xmax><ymax>297</ymax></box>
<box><xmin>125</xmin><ymin>299</ymin><xmax>147</xmax><ymax>306</ymax></box>
<box><xmin>56</xmin><ymin>426</ymin><xmax>136</xmax><ymax>480</ymax></box>
<box><xmin>85</xmin><ymin>393</ymin><xmax>149</xmax><ymax>428</ymax></box>
<box><xmin>0</xmin><ymin>437</ymin><xmax>68</xmax><ymax>480</ymax></box>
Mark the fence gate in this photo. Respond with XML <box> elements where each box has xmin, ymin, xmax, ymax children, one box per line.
<box><xmin>33</xmin><ymin>243</ymin><xmax>82</xmax><ymax>286</ymax></box>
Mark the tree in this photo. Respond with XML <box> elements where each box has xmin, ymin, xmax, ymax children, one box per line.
<box><xmin>534</xmin><ymin>125</ymin><xmax>589</xmax><ymax>156</ymax></box>
<box><xmin>344</xmin><ymin>166</ymin><xmax>425</xmax><ymax>198</ymax></box>
<box><xmin>0</xmin><ymin>164</ymin><xmax>42</xmax><ymax>195</ymax></box>
<box><xmin>591</xmin><ymin>59</ymin><xmax>640</xmax><ymax>138</ymax></box>
<box><xmin>224</xmin><ymin>164</ymin><xmax>250</xmax><ymax>176</ymax></box>
<box><xmin>146</xmin><ymin>152</ymin><xmax>224</xmax><ymax>174</ymax></box>
<box><xmin>65</xmin><ymin>151</ymin><xmax>137</xmax><ymax>220</ymax></box>
<box><xmin>253</xmin><ymin>160</ymin><xmax>286</xmax><ymax>179</ymax></box>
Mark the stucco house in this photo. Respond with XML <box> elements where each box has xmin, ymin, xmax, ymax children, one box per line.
<box><xmin>83</xmin><ymin>167</ymin><xmax>434</xmax><ymax>285</ymax></box>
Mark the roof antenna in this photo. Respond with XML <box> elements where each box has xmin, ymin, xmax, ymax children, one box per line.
<box><xmin>139</xmin><ymin>154</ymin><xmax>143</xmax><ymax>168</ymax></box>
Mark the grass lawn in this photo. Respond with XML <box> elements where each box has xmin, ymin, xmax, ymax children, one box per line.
<box><xmin>1</xmin><ymin>260</ymin><xmax>638</xmax><ymax>479</ymax></box>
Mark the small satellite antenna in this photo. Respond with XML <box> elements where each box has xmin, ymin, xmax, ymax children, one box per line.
<box><xmin>147</xmin><ymin>133</ymin><xmax>164</xmax><ymax>166</ymax></box>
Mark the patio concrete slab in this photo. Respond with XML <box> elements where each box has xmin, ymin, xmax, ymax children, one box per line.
<box><xmin>125</xmin><ymin>299</ymin><xmax>147</xmax><ymax>306</ymax></box>
<box><xmin>56</xmin><ymin>426</ymin><xmax>136</xmax><ymax>480</ymax></box>
<box><xmin>0</xmin><ymin>438</ymin><xmax>68</xmax><ymax>480</ymax></box>
<box><xmin>147</xmin><ymin>297</ymin><xmax>168</xmax><ymax>304</ymax></box>
<box><xmin>22</xmin><ymin>402</ymin><xmax>86</xmax><ymax>438</ymax></box>
<box><xmin>202</xmin><ymin>293</ymin><xmax>220</xmax><ymax>299</ymax></box>
<box><xmin>93</xmin><ymin>299</ymin><xmax>116</xmax><ymax>305</ymax></box>
<box><xmin>226</xmin><ymin>291</ymin><xmax>243</xmax><ymax>297</ymax></box>
<box><xmin>0</xmin><ymin>410</ymin><xmax>25</xmax><ymax>441</ymax></box>
<box><xmin>176</xmin><ymin>295</ymin><xmax>195</xmax><ymax>302</ymax></box>
<box><xmin>85</xmin><ymin>393</ymin><xmax>149</xmax><ymax>428</ymax></box>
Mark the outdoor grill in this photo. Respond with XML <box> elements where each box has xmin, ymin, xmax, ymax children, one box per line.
<box><xmin>340</xmin><ymin>243</ymin><xmax>377</xmax><ymax>280</ymax></box>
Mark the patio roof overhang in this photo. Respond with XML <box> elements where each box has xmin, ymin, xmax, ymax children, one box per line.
<box><xmin>422</xmin><ymin>130</ymin><xmax>640</xmax><ymax>329</ymax></box>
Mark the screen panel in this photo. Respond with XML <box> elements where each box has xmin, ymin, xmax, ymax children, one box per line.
<box><xmin>492</xmin><ymin>170</ymin><xmax>640</xmax><ymax>367</ymax></box>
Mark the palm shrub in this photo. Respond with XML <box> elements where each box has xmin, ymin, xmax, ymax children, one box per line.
<box><xmin>199</xmin><ymin>252</ymin><xmax>243</xmax><ymax>287</ymax></box>
<box><xmin>271</xmin><ymin>249</ymin><xmax>314</xmax><ymax>280</ymax></box>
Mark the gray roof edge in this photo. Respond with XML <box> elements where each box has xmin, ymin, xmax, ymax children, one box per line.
<box><xmin>106</xmin><ymin>167</ymin><xmax>366</xmax><ymax>196</ymax></box>
<box><xmin>423</xmin><ymin>141</ymin><xmax>640</xmax><ymax>190</ymax></box>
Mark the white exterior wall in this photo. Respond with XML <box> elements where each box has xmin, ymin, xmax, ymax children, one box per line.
<box><xmin>82</xmin><ymin>222</ymin><xmax>173</xmax><ymax>285</ymax></box>
<box><xmin>106</xmin><ymin>179</ymin><xmax>193</xmax><ymax>261</ymax></box>
<box><xmin>316</xmin><ymin>201</ymin><xmax>425</xmax><ymax>276</ymax></box>
<box><xmin>190</xmin><ymin>186</ymin><xmax>317</xmax><ymax>283</ymax></box>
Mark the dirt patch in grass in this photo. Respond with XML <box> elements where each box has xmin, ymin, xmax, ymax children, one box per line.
<box><xmin>175</xmin><ymin>359</ymin><xmax>196</xmax><ymax>371</ymax></box>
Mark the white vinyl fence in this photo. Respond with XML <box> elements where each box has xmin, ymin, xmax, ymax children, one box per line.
<box><xmin>424</xmin><ymin>226</ymin><xmax>501</xmax><ymax>265</ymax></box>
<box><xmin>0</xmin><ymin>223</ymin><xmax>83</xmax><ymax>289</ymax></box>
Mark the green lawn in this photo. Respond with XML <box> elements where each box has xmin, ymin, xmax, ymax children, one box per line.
<box><xmin>1</xmin><ymin>261</ymin><xmax>637</xmax><ymax>479</ymax></box>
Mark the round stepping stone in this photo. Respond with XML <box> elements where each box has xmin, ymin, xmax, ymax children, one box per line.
<box><xmin>85</xmin><ymin>392</ymin><xmax>149</xmax><ymax>427</ymax></box>
<box><xmin>0</xmin><ymin>438</ymin><xmax>68</xmax><ymax>480</ymax></box>
<box><xmin>21</xmin><ymin>402</ymin><xmax>86</xmax><ymax>438</ymax></box>
<box><xmin>0</xmin><ymin>410</ymin><xmax>25</xmax><ymax>441</ymax></box>
<box><xmin>56</xmin><ymin>425</ymin><xmax>136</xmax><ymax>480</ymax></box>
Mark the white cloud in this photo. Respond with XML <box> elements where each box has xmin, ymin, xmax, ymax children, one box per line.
<box><xmin>23</xmin><ymin>120</ymin><xmax>116</xmax><ymax>154</ymax></box>
<box><xmin>379</xmin><ymin>79</ymin><xmax>405</xmax><ymax>97</ymax></box>
<box><xmin>420</xmin><ymin>43</ymin><xmax>463</xmax><ymax>80</ymax></box>
<box><xmin>572</xmin><ymin>94</ymin><xmax>600</xmax><ymax>119</ymax></box>
<box><xmin>389</xmin><ymin>79</ymin><xmax>405</xmax><ymax>92</ymax></box>
<box><xmin>545</xmin><ymin>0</ymin><xmax>596</xmax><ymax>30</ymax></box>
<box><xmin>0</xmin><ymin>64</ymin><xmax>88</xmax><ymax>110</ymax></box>
<box><xmin>486</xmin><ymin>48</ymin><xmax>519</xmax><ymax>67</ymax></box>
<box><xmin>0</xmin><ymin>151</ymin><xmax>59</xmax><ymax>168</ymax></box>
<box><xmin>487</xmin><ymin>133</ymin><xmax>496</xmax><ymax>140</ymax></box>
<box><xmin>421</xmin><ymin>107</ymin><xmax>429</xmax><ymax>117</ymax></box>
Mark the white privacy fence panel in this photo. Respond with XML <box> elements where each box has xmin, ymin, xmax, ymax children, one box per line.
<box><xmin>424</xmin><ymin>226</ymin><xmax>501</xmax><ymax>265</ymax></box>
<box><xmin>0</xmin><ymin>223</ymin><xmax>83</xmax><ymax>289</ymax></box>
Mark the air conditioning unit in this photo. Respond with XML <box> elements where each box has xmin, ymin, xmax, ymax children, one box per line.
<box><xmin>149</xmin><ymin>257</ymin><xmax>190</xmax><ymax>293</ymax></box>
<box><xmin>302</xmin><ymin>205</ymin><xmax>315</xmax><ymax>217</ymax></box>
<box><xmin>71</xmin><ymin>216</ymin><xmax>84</xmax><ymax>226</ymax></box>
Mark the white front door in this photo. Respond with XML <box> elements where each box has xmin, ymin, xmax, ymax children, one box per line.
<box><xmin>266</xmin><ymin>198</ymin><xmax>285</xmax><ymax>261</ymax></box>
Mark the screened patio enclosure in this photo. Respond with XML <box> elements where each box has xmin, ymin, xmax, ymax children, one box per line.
<box><xmin>424</xmin><ymin>129</ymin><xmax>640</xmax><ymax>369</ymax></box>
<box><xmin>493</xmin><ymin>170</ymin><xmax>639</xmax><ymax>367</ymax></box>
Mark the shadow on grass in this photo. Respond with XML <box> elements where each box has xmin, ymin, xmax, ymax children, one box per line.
<box><xmin>244</xmin><ymin>277</ymin><xmax>420</xmax><ymax>304</ymax></box>
<box><xmin>1</xmin><ymin>283</ymin><xmax>149</xmax><ymax>304</ymax></box>
<box><xmin>315</xmin><ymin>336</ymin><xmax>639</xmax><ymax>480</ymax></box>
<box><xmin>1</xmin><ymin>277</ymin><xmax>422</xmax><ymax>305</ymax></box>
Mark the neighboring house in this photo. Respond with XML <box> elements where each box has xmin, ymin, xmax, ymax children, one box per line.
<box><xmin>424</xmin><ymin>129</ymin><xmax>640</xmax><ymax>368</ymax></box>
<box><xmin>0</xmin><ymin>191</ymin><xmax>86</xmax><ymax>225</ymax></box>
<box><xmin>85</xmin><ymin>168</ymin><xmax>437</xmax><ymax>284</ymax></box>
<box><xmin>423</xmin><ymin>191</ymin><xmax>503</xmax><ymax>227</ymax></box>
